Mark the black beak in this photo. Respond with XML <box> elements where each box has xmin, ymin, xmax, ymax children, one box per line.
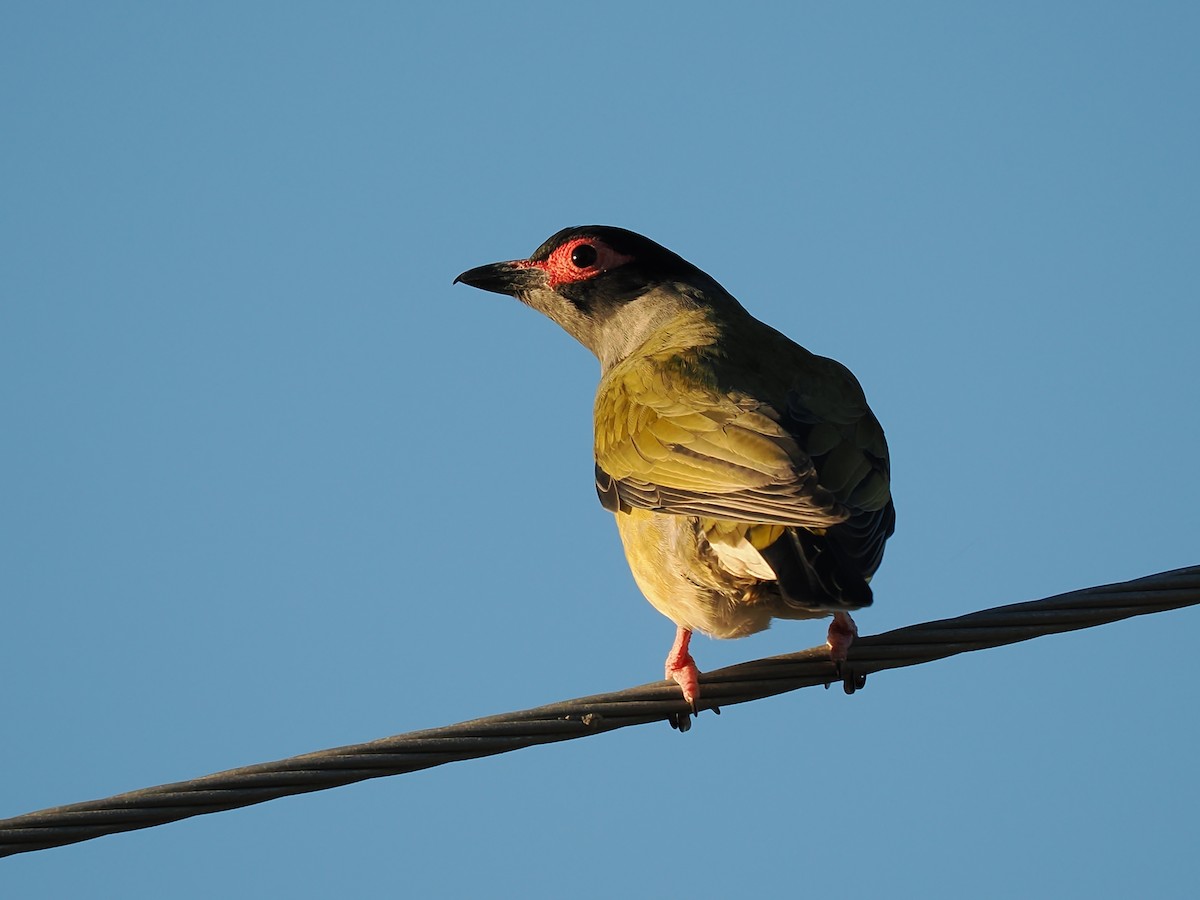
<box><xmin>453</xmin><ymin>260</ymin><xmax>545</xmax><ymax>296</ymax></box>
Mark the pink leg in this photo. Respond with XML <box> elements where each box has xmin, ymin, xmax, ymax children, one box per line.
<box><xmin>664</xmin><ymin>626</ymin><xmax>700</xmax><ymax>710</ymax></box>
<box><xmin>826</xmin><ymin>611</ymin><xmax>858</xmax><ymax>664</ymax></box>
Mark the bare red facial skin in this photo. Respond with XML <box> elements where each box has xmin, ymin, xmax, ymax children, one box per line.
<box><xmin>517</xmin><ymin>237</ymin><xmax>634</xmax><ymax>289</ymax></box>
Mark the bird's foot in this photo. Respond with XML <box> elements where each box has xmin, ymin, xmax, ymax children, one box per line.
<box><xmin>826</xmin><ymin>611</ymin><xmax>857</xmax><ymax>663</ymax></box>
<box><xmin>665</xmin><ymin>626</ymin><xmax>701</xmax><ymax>711</ymax></box>
<box><xmin>826</xmin><ymin>612</ymin><xmax>866</xmax><ymax>694</ymax></box>
<box><xmin>664</xmin><ymin>627</ymin><xmax>723</xmax><ymax>730</ymax></box>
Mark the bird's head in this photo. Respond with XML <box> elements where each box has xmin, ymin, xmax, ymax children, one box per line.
<box><xmin>454</xmin><ymin>225</ymin><xmax>732</xmax><ymax>368</ymax></box>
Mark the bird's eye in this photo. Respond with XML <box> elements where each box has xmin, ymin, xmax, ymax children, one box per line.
<box><xmin>570</xmin><ymin>244</ymin><xmax>598</xmax><ymax>268</ymax></box>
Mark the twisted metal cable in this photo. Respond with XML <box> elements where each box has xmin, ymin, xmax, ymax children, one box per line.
<box><xmin>2</xmin><ymin>564</ymin><xmax>1196</xmax><ymax>859</ymax></box>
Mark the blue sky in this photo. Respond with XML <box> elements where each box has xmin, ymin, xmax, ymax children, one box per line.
<box><xmin>3</xmin><ymin>3</ymin><xmax>1197</xmax><ymax>897</ymax></box>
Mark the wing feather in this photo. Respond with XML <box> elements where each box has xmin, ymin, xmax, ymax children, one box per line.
<box><xmin>595</xmin><ymin>353</ymin><xmax>848</xmax><ymax>529</ymax></box>
<box><xmin>592</xmin><ymin>306</ymin><xmax>895</xmax><ymax>598</ymax></box>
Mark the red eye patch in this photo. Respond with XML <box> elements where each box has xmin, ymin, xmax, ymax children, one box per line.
<box><xmin>527</xmin><ymin>237</ymin><xmax>634</xmax><ymax>288</ymax></box>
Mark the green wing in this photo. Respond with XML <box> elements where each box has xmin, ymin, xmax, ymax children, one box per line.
<box><xmin>593</xmin><ymin>324</ymin><xmax>893</xmax><ymax>579</ymax></box>
<box><xmin>595</xmin><ymin>352</ymin><xmax>844</xmax><ymax>528</ymax></box>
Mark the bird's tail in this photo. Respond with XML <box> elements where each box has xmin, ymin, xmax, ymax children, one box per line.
<box><xmin>759</xmin><ymin>526</ymin><xmax>874</xmax><ymax>612</ymax></box>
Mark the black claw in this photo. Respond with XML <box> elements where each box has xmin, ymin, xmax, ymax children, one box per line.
<box><xmin>668</xmin><ymin>711</ymin><xmax>693</xmax><ymax>732</ymax></box>
<box><xmin>842</xmin><ymin>671</ymin><xmax>867</xmax><ymax>695</ymax></box>
<box><xmin>669</xmin><ymin>701</ymin><xmax>721</xmax><ymax>731</ymax></box>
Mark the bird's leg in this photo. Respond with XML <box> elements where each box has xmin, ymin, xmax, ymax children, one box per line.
<box><xmin>826</xmin><ymin>611</ymin><xmax>857</xmax><ymax>665</ymax></box>
<box><xmin>664</xmin><ymin>626</ymin><xmax>700</xmax><ymax>710</ymax></box>
<box><xmin>826</xmin><ymin>611</ymin><xmax>867</xmax><ymax>693</ymax></box>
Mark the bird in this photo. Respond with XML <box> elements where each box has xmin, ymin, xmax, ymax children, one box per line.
<box><xmin>455</xmin><ymin>225</ymin><xmax>894</xmax><ymax>721</ymax></box>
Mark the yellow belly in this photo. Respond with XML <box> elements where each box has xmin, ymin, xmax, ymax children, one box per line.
<box><xmin>613</xmin><ymin>507</ymin><xmax>776</xmax><ymax>639</ymax></box>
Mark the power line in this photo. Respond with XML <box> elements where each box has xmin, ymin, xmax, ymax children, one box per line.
<box><xmin>1</xmin><ymin>564</ymin><xmax>1196</xmax><ymax>858</ymax></box>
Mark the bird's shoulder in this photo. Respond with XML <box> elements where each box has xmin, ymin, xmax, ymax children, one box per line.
<box><xmin>593</xmin><ymin>308</ymin><xmax>890</xmax><ymax>519</ymax></box>
<box><xmin>592</xmin><ymin>311</ymin><xmax>844</xmax><ymax>526</ymax></box>
<box><xmin>595</xmin><ymin>311</ymin><xmax>795</xmax><ymax>476</ymax></box>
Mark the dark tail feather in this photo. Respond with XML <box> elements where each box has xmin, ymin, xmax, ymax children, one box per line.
<box><xmin>759</xmin><ymin>527</ymin><xmax>874</xmax><ymax>611</ymax></box>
